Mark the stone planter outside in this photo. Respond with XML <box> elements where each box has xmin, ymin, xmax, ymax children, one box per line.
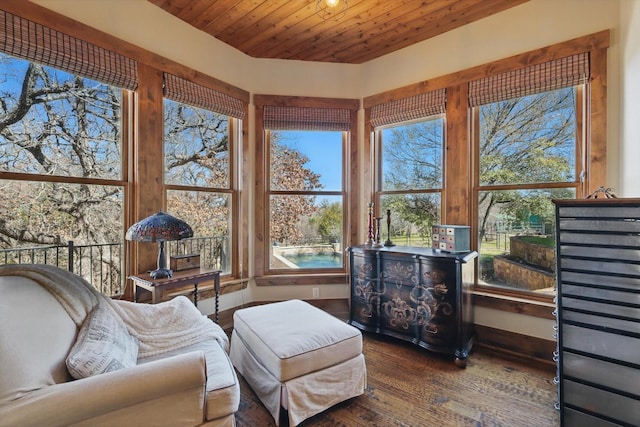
<box><xmin>493</xmin><ymin>255</ymin><xmax>555</xmax><ymax>291</ymax></box>
<box><xmin>491</xmin><ymin>235</ymin><xmax>556</xmax><ymax>291</ymax></box>
<box><xmin>509</xmin><ymin>236</ymin><xmax>555</xmax><ymax>271</ymax></box>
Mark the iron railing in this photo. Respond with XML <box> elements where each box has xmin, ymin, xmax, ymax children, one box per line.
<box><xmin>167</xmin><ymin>236</ymin><xmax>228</xmax><ymax>272</ymax></box>
<box><xmin>0</xmin><ymin>236</ymin><xmax>227</xmax><ymax>297</ymax></box>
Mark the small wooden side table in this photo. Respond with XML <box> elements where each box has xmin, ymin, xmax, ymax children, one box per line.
<box><xmin>130</xmin><ymin>268</ymin><xmax>221</xmax><ymax>322</ymax></box>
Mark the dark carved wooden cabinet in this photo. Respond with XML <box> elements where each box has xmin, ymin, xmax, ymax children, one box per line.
<box><xmin>554</xmin><ymin>199</ymin><xmax>640</xmax><ymax>426</ymax></box>
<box><xmin>347</xmin><ymin>245</ymin><xmax>477</xmax><ymax>366</ymax></box>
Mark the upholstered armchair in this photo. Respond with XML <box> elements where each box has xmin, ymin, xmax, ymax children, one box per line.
<box><xmin>0</xmin><ymin>264</ymin><xmax>239</xmax><ymax>427</ymax></box>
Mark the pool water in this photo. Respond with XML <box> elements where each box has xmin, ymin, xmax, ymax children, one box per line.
<box><xmin>285</xmin><ymin>253</ymin><xmax>343</xmax><ymax>268</ymax></box>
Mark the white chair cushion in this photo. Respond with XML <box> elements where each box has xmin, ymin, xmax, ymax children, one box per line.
<box><xmin>66</xmin><ymin>304</ymin><xmax>139</xmax><ymax>379</ymax></box>
<box><xmin>232</xmin><ymin>299</ymin><xmax>362</xmax><ymax>382</ymax></box>
<box><xmin>0</xmin><ymin>276</ymin><xmax>77</xmax><ymax>403</ymax></box>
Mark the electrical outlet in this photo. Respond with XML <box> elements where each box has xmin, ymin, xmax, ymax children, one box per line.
<box><xmin>312</xmin><ymin>287</ymin><xmax>319</xmax><ymax>298</ymax></box>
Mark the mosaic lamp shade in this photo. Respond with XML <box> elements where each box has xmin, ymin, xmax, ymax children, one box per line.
<box><xmin>126</xmin><ymin>211</ymin><xmax>193</xmax><ymax>279</ymax></box>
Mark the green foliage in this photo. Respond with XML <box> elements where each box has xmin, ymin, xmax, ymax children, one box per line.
<box><xmin>517</xmin><ymin>235</ymin><xmax>555</xmax><ymax>248</ymax></box>
<box><xmin>309</xmin><ymin>200</ymin><xmax>342</xmax><ymax>243</ymax></box>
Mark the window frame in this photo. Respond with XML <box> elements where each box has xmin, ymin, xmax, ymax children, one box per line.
<box><xmin>373</xmin><ymin>115</ymin><xmax>446</xmax><ymax>243</ymax></box>
<box><xmin>364</xmin><ymin>31</ymin><xmax>610</xmax><ymax>310</ymax></box>
<box><xmin>254</xmin><ymin>95</ymin><xmax>359</xmax><ymax>286</ymax></box>
<box><xmin>0</xmin><ymin>20</ymin><xmax>134</xmax><ymax>296</ymax></box>
<box><xmin>471</xmin><ymin>86</ymin><xmax>585</xmax><ymax>300</ymax></box>
<box><xmin>162</xmin><ymin>98</ymin><xmax>239</xmax><ymax>276</ymax></box>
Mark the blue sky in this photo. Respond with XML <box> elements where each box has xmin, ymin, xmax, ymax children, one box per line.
<box><xmin>278</xmin><ymin>130</ymin><xmax>343</xmax><ymax>192</ymax></box>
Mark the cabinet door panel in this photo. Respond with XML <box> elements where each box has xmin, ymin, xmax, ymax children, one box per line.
<box><xmin>562</xmin><ymin>324</ymin><xmax>640</xmax><ymax>365</ymax></box>
<box><xmin>379</xmin><ymin>256</ymin><xmax>420</xmax><ymax>338</ymax></box>
<box><xmin>416</xmin><ymin>259</ymin><xmax>457</xmax><ymax>348</ymax></box>
<box><xmin>561</xmin><ymin>271</ymin><xmax>640</xmax><ymax>292</ymax></box>
<box><xmin>563</xmin><ymin>380</ymin><xmax>640</xmax><ymax>426</ymax></box>
<box><xmin>558</xmin><ymin>206</ymin><xmax>640</xmax><ymax>219</ymax></box>
<box><xmin>558</xmin><ymin>218</ymin><xmax>640</xmax><ymax>233</ymax></box>
<box><xmin>560</xmin><ymin>245</ymin><xmax>640</xmax><ymax>262</ymax></box>
<box><xmin>563</xmin><ymin>352</ymin><xmax>640</xmax><ymax>397</ymax></box>
<box><xmin>563</xmin><ymin>310</ymin><xmax>640</xmax><ymax>334</ymax></box>
<box><xmin>349</xmin><ymin>250</ymin><xmax>380</xmax><ymax>329</ymax></box>
<box><xmin>560</xmin><ymin>258</ymin><xmax>640</xmax><ymax>276</ymax></box>
<box><xmin>560</xmin><ymin>231</ymin><xmax>640</xmax><ymax>247</ymax></box>
<box><xmin>561</xmin><ymin>295</ymin><xmax>640</xmax><ymax>321</ymax></box>
<box><xmin>561</xmin><ymin>282</ymin><xmax>640</xmax><ymax>307</ymax></box>
<box><xmin>563</xmin><ymin>407</ymin><xmax>625</xmax><ymax>427</ymax></box>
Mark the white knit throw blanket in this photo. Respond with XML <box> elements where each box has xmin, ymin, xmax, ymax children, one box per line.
<box><xmin>0</xmin><ymin>264</ymin><xmax>228</xmax><ymax>358</ymax></box>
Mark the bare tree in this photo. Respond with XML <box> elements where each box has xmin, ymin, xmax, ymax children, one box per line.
<box><xmin>269</xmin><ymin>133</ymin><xmax>322</xmax><ymax>245</ymax></box>
<box><xmin>477</xmin><ymin>89</ymin><xmax>576</xmax><ymax>246</ymax></box>
<box><xmin>0</xmin><ymin>56</ymin><xmax>123</xmax><ymax>248</ymax></box>
<box><xmin>381</xmin><ymin>119</ymin><xmax>442</xmax><ymax>238</ymax></box>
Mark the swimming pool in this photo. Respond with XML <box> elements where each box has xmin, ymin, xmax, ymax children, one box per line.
<box><xmin>284</xmin><ymin>253</ymin><xmax>343</xmax><ymax>268</ymax></box>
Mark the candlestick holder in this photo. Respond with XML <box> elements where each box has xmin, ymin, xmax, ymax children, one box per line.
<box><xmin>365</xmin><ymin>202</ymin><xmax>374</xmax><ymax>245</ymax></box>
<box><xmin>373</xmin><ymin>217</ymin><xmax>384</xmax><ymax>247</ymax></box>
<box><xmin>384</xmin><ymin>209</ymin><xmax>395</xmax><ymax>247</ymax></box>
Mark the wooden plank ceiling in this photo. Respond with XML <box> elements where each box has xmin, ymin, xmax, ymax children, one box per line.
<box><xmin>147</xmin><ymin>0</ymin><xmax>529</xmax><ymax>64</ymax></box>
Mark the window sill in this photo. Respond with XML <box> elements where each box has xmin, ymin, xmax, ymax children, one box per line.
<box><xmin>473</xmin><ymin>289</ymin><xmax>555</xmax><ymax>320</ymax></box>
<box><xmin>255</xmin><ymin>273</ymin><xmax>348</xmax><ymax>286</ymax></box>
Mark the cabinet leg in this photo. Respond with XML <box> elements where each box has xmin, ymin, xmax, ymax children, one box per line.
<box><xmin>454</xmin><ymin>356</ymin><xmax>468</xmax><ymax>368</ymax></box>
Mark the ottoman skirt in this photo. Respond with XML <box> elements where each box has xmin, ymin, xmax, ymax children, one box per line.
<box><xmin>229</xmin><ymin>299</ymin><xmax>367</xmax><ymax>426</ymax></box>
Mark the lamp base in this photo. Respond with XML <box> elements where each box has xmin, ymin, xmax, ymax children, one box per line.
<box><xmin>150</xmin><ymin>268</ymin><xmax>173</xmax><ymax>279</ymax></box>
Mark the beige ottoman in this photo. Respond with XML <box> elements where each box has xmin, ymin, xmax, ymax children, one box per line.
<box><xmin>229</xmin><ymin>299</ymin><xmax>366</xmax><ymax>426</ymax></box>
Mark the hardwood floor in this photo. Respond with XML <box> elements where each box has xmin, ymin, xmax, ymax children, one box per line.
<box><xmin>233</xmin><ymin>333</ymin><xmax>559</xmax><ymax>427</ymax></box>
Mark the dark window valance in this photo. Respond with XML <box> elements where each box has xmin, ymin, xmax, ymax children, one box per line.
<box><xmin>164</xmin><ymin>73</ymin><xmax>246</xmax><ymax>120</ymax></box>
<box><xmin>469</xmin><ymin>52</ymin><xmax>590</xmax><ymax>107</ymax></box>
<box><xmin>264</xmin><ymin>105</ymin><xmax>351</xmax><ymax>131</ymax></box>
<box><xmin>0</xmin><ymin>9</ymin><xmax>137</xmax><ymax>90</ymax></box>
<box><xmin>370</xmin><ymin>89</ymin><xmax>446</xmax><ymax>129</ymax></box>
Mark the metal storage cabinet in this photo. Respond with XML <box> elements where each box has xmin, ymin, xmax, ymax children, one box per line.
<box><xmin>554</xmin><ymin>199</ymin><xmax>640</xmax><ymax>427</ymax></box>
<box><xmin>347</xmin><ymin>245</ymin><xmax>477</xmax><ymax>366</ymax></box>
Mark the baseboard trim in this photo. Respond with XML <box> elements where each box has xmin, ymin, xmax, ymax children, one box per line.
<box><xmin>474</xmin><ymin>324</ymin><xmax>556</xmax><ymax>367</ymax></box>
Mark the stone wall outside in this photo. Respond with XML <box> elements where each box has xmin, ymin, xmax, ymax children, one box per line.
<box><xmin>510</xmin><ymin>236</ymin><xmax>555</xmax><ymax>271</ymax></box>
<box><xmin>493</xmin><ymin>255</ymin><xmax>555</xmax><ymax>291</ymax></box>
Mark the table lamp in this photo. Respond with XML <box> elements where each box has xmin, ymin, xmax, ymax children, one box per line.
<box><xmin>126</xmin><ymin>211</ymin><xmax>193</xmax><ymax>279</ymax></box>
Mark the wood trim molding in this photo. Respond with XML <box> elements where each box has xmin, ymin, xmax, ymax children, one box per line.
<box><xmin>474</xmin><ymin>324</ymin><xmax>556</xmax><ymax>367</ymax></box>
<box><xmin>254</xmin><ymin>274</ymin><xmax>348</xmax><ymax>286</ymax></box>
<box><xmin>253</xmin><ymin>95</ymin><xmax>360</xmax><ymax>110</ymax></box>
<box><xmin>473</xmin><ymin>291</ymin><xmax>556</xmax><ymax>320</ymax></box>
<box><xmin>444</xmin><ymin>84</ymin><xmax>470</xmax><ymax>224</ymax></box>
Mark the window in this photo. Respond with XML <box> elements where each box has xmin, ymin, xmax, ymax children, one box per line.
<box><xmin>472</xmin><ymin>54</ymin><xmax>589</xmax><ymax>297</ymax></box>
<box><xmin>0</xmin><ymin>10</ymin><xmax>136</xmax><ymax>296</ymax></box>
<box><xmin>163</xmin><ymin>73</ymin><xmax>245</xmax><ymax>276</ymax></box>
<box><xmin>267</xmin><ymin>130</ymin><xmax>344</xmax><ymax>270</ymax></box>
<box><xmin>376</xmin><ymin>117</ymin><xmax>444</xmax><ymax>246</ymax></box>
<box><xmin>254</xmin><ymin>96</ymin><xmax>358</xmax><ymax>283</ymax></box>
<box><xmin>371</xmin><ymin>89</ymin><xmax>446</xmax><ymax>245</ymax></box>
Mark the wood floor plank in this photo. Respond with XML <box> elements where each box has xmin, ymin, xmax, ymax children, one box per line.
<box><xmin>233</xmin><ymin>332</ymin><xmax>559</xmax><ymax>426</ymax></box>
